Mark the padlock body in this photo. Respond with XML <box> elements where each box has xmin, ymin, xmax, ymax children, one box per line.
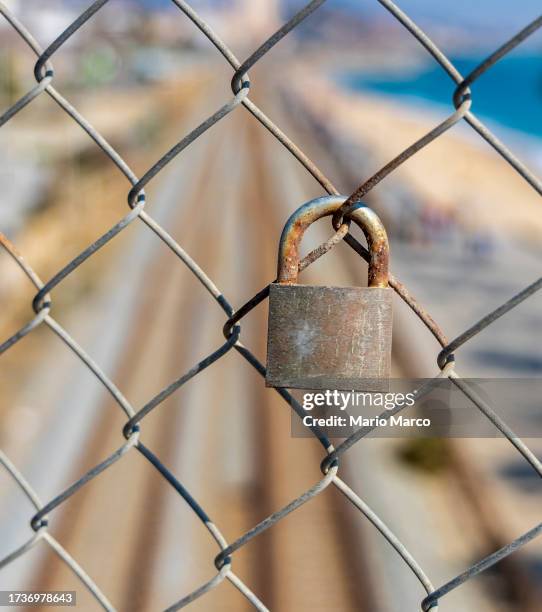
<box><xmin>266</xmin><ymin>284</ymin><xmax>392</xmax><ymax>390</ymax></box>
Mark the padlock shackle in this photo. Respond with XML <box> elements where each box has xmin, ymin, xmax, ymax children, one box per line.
<box><xmin>277</xmin><ymin>195</ymin><xmax>389</xmax><ymax>287</ymax></box>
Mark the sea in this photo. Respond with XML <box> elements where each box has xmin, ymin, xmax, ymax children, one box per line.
<box><xmin>341</xmin><ymin>53</ymin><xmax>542</xmax><ymax>154</ymax></box>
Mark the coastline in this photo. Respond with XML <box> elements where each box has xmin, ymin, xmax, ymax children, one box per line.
<box><xmin>290</xmin><ymin>67</ymin><xmax>542</xmax><ymax>243</ymax></box>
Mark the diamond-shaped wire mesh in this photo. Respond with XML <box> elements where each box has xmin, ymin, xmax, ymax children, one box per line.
<box><xmin>1</xmin><ymin>1</ymin><xmax>541</xmax><ymax>610</ymax></box>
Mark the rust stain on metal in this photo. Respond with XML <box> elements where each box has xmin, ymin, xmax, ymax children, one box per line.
<box><xmin>277</xmin><ymin>197</ymin><xmax>389</xmax><ymax>287</ymax></box>
<box><xmin>266</xmin><ymin>284</ymin><xmax>392</xmax><ymax>390</ymax></box>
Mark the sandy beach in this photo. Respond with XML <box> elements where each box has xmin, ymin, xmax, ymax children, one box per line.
<box><xmin>290</xmin><ymin>67</ymin><xmax>542</xmax><ymax>244</ymax></box>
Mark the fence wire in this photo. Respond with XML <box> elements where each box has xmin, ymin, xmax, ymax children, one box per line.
<box><xmin>0</xmin><ymin>1</ymin><xmax>541</xmax><ymax>611</ymax></box>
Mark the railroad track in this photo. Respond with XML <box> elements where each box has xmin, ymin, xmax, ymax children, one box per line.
<box><xmin>1</xmin><ymin>76</ymin><xmax>375</xmax><ymax>611</ymax></box>
<box><xmin>1</xmin><ymin>66</ymin><xmax>540</xmax><ymax>612</ymax></box>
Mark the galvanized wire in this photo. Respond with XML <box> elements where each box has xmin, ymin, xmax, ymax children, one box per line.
<box><xmin>1</xmin><ymin>1</ymin><xmax>541</xmax><ymax>611</ymax></box>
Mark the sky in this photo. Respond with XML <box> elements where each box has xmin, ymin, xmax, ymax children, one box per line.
<box><xmin>296</xmin><ymin>0</ymin><xmax>542</xmax><ymax>32</ymax></box>
<box><xmin>135</xmin><ymin>0</ymin><xmax>542</xmax><ymax>25</ymax></box>
<box><xmin>61</xmin><ymin>0</ymin><xmax>542</xmax><ymax>44</ymax></box>
<box><xmin>110</xmin><ymin>0</ymin><xmax>542</xmax><ymax>17</ymax></box>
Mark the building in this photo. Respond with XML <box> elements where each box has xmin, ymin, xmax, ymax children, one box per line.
<box><xmin>200</xmin><ymin>0</ymin><xmax>282</xmax><ymax>50</ymax></box>
<box><xmin>233</xmin><ymin>0</ymin><xmax>281</xmax><ymax>41</ymax></box>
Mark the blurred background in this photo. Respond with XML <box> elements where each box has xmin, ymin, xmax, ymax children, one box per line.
<box><xmin>0</xmin><ymin>1</ymin><xmax>541</xmax><ymax>610</ymax></box>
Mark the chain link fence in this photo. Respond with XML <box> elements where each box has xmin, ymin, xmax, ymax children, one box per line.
<box><xmin>1</xmin><ymin>1</ymin><xmax>541</xmax><ymax>610</ymax></box>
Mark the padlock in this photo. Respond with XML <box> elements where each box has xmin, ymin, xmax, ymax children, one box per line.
<box><xmin>266</xmin><ymin>195</ymin><xmax>392</xmax><ymax>391</ymax></box>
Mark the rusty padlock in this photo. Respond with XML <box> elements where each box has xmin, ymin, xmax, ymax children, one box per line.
<box><xmin>266</xmin><ymin>195</ymin><xmax>392</xmax><ymax>391</ymax></box>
